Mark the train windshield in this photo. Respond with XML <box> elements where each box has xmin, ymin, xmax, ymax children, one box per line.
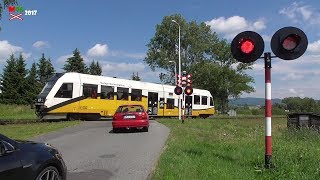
<box><xmin>39</xmin><ymin>73</ymin><xmax>64</xmax><ymax>97</ymax></box>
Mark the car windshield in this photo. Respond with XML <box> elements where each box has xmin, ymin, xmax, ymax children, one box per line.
<box><xmin>116</xmin><ymin>105</ymin><xmax>144</xmax><ymax>113</ymax></box>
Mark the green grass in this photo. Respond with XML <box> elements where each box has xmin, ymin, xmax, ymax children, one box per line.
<box><xmin>153</xmin><ymin>117</ymin><xmax>320</xmax><ymax>180</ymax></box>
<box><xmin>0</xmin><ymin>121</ymin><xmax>80</xmax><ymax>140</ymax></box>
<box><xmin>0</xmin><ymin>104</ymin><xmax>37</xmax><ymax>120</ymax></box>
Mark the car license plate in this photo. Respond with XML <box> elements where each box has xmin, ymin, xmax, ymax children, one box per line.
<box><xmin>124</xmin><ymin>115</ymin><xmax>135</xmax><ymax>119</ymax></box>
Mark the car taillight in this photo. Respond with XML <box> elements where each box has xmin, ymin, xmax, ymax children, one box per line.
<box><xmin>113</xmin><ymin>113</ymin><xmax>121</xmax><ymax>120</ymax></box>
<box><xmin>142</xmin><ymin>112</ymin><xmax>148</xmax><ymax>119</ymax></box>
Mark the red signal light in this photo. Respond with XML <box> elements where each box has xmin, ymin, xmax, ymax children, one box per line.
<box><xmin>184</xmin><ymin>86</ymin><xmax>193</xmax><ymax>96</ymax></box>
<box><xmin>231</xmin><ymin>31</ymin><xmax>264</xmax><ymax>63</ymax></box>
<box><xmin>240</xmin><ymin>39</ymin><xmax>254</xmax><ymax>54</ymax></box>
<box><xmin>271</xmin><ymin>27</ymin><xmax>308</xmax><ymax>60</ymax></box>
<box><xmin>174</xmin><ymin>86</ymin><xmax>182</xmax><ymax>95</ymax></box>
<box><xmin>282</xmin><ymin>34</ymin><xmax>300</xmax><ymax>51</ymax></box>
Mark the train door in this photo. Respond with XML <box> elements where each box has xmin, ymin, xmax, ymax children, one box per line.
<box><xmin>185</xmin><ymin>96</ymin><xmax>192</xmax><ymax>116</ymax></box>
<box><xmin>148</xmin><ymin>92</ymin><xmax>158</xmax><ymax>116</ymax></box>
<box><xmin>159</xmin><ymin>98</ymin><xmax>165</xmax><ymax>116</ymax></box>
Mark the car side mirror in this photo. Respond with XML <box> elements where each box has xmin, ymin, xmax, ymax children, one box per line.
<box><xmin>0</xmin><ymin>141</ymin><xmax>6</xmax><ymax>156</ymax></box>
<box><xmin>0</xmin><ymin>140</ymin><xmax>15</xmax><ymax>156</ymax></box>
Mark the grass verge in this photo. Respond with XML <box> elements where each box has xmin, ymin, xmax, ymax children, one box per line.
<box><xmin>153</xmin><ymin>117</ymin><xmax>320</xmax><ymax>179</ymax></box>
<box><xmin>0</xmin><ymin>104</ymin><xmax>37</xmax><ymax>120</ymax></box>
<box><xmin>0</xmin><ymin>121</ymin><xmax>80</xmax><ymax>140</ymax></box>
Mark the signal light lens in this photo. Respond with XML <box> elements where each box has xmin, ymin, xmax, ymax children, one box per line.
<box><xmin>282</xmin><ymin>34</ymin><xmax>300</xmax><ymax>51</ymax></box>
<box><xmin>174</xmin><ymin>86</ymin><xmax>182</xmax><ymax>95</ymax></box>
<box><xmin>240</xmin><ymin>39</ymin><xmax>254</xmax><ymax>54</ymax></box>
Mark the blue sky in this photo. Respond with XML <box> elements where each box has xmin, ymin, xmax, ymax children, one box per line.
<box><xmin>1</xmin><ymin>0</ymin><xmax>320</xmax><ymax>99</ymax></box>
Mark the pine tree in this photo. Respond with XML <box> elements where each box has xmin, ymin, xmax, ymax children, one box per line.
<box><xmin>37</xmin><ymin>53</ymin><xmax>55</xmax><ymax>87</ymax></box>
<box><xmin>46</xmin><ymin>58</ymin><xmax>55</xmax><ymax>79</ymax></box>
<box><xmin>95</xmin><ymin>61</ymin><xmax>102</xmax><ymax>75</ymax></box>
<box><xmin>15</xmin><ymin>53</ymin><xmax>28</xmax><ymax>104</ymax></box>
<box><xmin>131</xmin><ymin>72</ymin><xmax>141</xmax><ymax>81</ymax></box>
<box><xmin>0</xmin><ymin>54</ymin><xmax>18</xmax><ymax>104</ymax></box>
<box><xmin>25</xmin><ymin>63</ymin><xmax>40</xmax><ymax>104</ymax></box>
<box><xmin>63</xmin><ymin>48</ymin><xmax>87</xmax><ymax>73</ymax></box>
<box><xmin>89</xmin><ymin>60</ymin><xmax>102</xmax><ymax>75</ymax></box>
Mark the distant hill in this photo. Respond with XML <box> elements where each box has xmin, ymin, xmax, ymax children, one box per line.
<box><xmin>229</xmin><ymin>97</ymin><xmax>282</xmax><ymax>106</ymax></box>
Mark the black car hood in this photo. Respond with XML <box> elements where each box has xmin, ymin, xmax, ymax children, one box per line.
<box><xmin>14</xmin><ymin>139</ymin><xmax>56</xmax><ymax>153</ymax></box>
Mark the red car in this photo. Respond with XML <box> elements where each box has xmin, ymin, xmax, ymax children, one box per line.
<box><xmin>112</xmin><ymin>105</ymin><xmax>149</xmax><ymax>133</ymax></box>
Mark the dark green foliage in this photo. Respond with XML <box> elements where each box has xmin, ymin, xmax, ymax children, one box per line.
<box><xmin>131</xmin><ymin>72</ymin><xmax>141</xmax><ymax>81</ymax></box>
<box><xmin>0</xmin><ymin>54</ymin><xmax>43</xmax><ymax>105</ymax></box>
<box><xmin>63</xmin><ymin>48</ymin><xmax>87</xmax><ymax>73</ymax></box>
<box><xmin>282</xmin><ymin>97</ymin><xmax>320</xmax><ymax>113</ymax></box>
<box><xmin>0</xmin><ymin>54</ymin><xmax>18</xmax><ymax>104</ymax></box>
<box><xmin>25</xmin><ymin>63</ymin><xmax>41</xmax><ymax>104</ymax></box>
<box><xmin>88</xmin><ymin>60</ymin><xmax>102</xmax><ymax>75</ymax></box>
<box><xmin>37</xmin><ymin>53</ymin><xmax>55</xmax><ymax>87</ymax></box>
<box><xmin>14</xmin><ymin>54</ymin><xmax>28</xmax><ymax>104</ymax></box>
<box><xmin>145</xmin><ymin>14</ymin><xmax>254</xmax><ymax>113</ymax></box>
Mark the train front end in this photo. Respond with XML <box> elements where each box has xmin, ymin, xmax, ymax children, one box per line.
<box><xmin>34</xmin><ymin>73</ymin><xmax>64</xmax><ymax>118</ymax></box>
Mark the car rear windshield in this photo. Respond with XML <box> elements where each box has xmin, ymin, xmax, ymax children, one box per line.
<box><xmin>116</xmin><ymin>105</ymin><xmax>144</xmax><ymax>113</ymax></box>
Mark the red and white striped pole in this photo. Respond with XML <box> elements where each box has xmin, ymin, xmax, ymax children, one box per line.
<box><xmin>264</xmin><ymin>52</ymin><xmax>273</xmax><ymax>168</ymax></box>
<box><xmin>182</xmin><ymin>91</ymin><xmax>185</xmax><ymax>123</ymax></box>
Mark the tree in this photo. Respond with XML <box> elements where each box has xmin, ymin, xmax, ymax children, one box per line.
<box><xmin>25</xmin><ymin>63</ymin><xmax>41</xmax><ymax>104</ymax></box>
<box><xmin>0</xmin><ymin>0</ymin><xmax>18</xmax><ymax>30</ymax></box>
<box><xmin>144</xmin><ymin>14</ymin><xmax>254</xmax><ymax>113</ymax></box>
<box><xmin>131</xmin><ymin>72</ymin><xmax>141</xmax><ymax>81</ymax></box>
<box><xmin>0</xmin><ymin>54</ymin><xmax>18</xmax><ymax>104</ymax></box>
<box><xmin>63</xmin><ymin>48</ymin><xmax>87</xmax><ymax>73</ymax></box>
<box><xmin>15</xmin><ymin>53</ymin><xmax>28</xmax><ymax>104</ymax></box>
<box><xmin>37</xmin><ymin>53</ymin><xmax>55</xmax><ymax>86</ymax></box>
<box><xmin>282</xmin><ymin>97</ymin><xmax>320</xmax><ymax>113</ymax></box>
<box><xmin>88</xmin><ymin>60</ymin><xmax>102</xmax><ymax>75</ymax></box>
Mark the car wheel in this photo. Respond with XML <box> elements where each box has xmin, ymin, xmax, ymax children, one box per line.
<box><xmin>36</xmin><ymin>166</ymin><xmax>61</xmax><ymax>180</ymax></box>
<box><xmin>143</xmin><ymin>127</ymin><xmax>149</xmax><ymax>132</ymax></box>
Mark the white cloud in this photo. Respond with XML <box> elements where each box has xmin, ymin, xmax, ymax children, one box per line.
<box><xmin>289</xmin><ymin>88</ymin><xmax>297</xmax><ymax>94</ymax></box>
<box><xmin>56</xmin><ymin>54</ymin><xmax>72</xmax><ymax>64</ymax></box>
<box><xmin>279</xmin><ymin>2</ymin><xmax>320</xmax><ymax>25</ymax></box>
<box><xmin>110</xmin><ymin>51</ymin><xmax>145</xmax><ymax>59</ymax></box>
<box><xmin>87</xmin><ymin>44</ymin><xmax>108</xmax><ymax>57</ymax></box>
<box><xmin>32</xmin><ymin>41</ymin><xmax>49</xmax><ymax>49</ymax></box>
<box><xmin>281</xmin><ymin>73</ymin><xmax>304</xmax><ymax>81</ymax></box>
<box><xmin>308</xmin><ymin>40</ymin><xmax>320</xmax><ymax>53</ymax></box>
<box><xmin>102</xmin><ymin>62</ymin><xmax>145</xmax><ymax>74</ymax></box>
<box><xmin>0</xmin><ymin>40</ymin><xmax>26</xmax><ymax>63</ymax></box>
<box><xmin>205</xmin><ymin>16</ymin><xmax>266</xmax><ymax>39</ymax></box>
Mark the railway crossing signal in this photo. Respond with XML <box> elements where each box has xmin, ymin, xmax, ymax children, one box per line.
<box><xmin>231</xmin><ymin>26</ymin><xmax>308</xmax><ymax>169</ymax></box>
<box><xmin>231</xmin><ymin>31</ymin><xmax>264</xmax><ymax>63</ymax></box>
<box><xmin>271</xmin><ymin>27</ymin><xmax>308</xmax><ymax>60</ymax></box>
<box><xmin>185</xmin><ymin>86</ymin><xmax>193</xmax><ymax>96</ymax></box>
<box><xmin>174</xmin><ymin>86</ymin><xmax>182</xmax><ymax>95</ymax></box>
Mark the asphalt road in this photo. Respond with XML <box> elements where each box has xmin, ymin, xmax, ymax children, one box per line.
<box><xmin>31</xmin><ymin>120</ymin><xmax>170</xmax><ymax>180</ymax></box>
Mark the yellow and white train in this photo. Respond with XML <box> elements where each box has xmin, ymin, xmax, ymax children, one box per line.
<box><xmin>35</xmin><ymin>72</ymin><xmax>215</xmax><ymax>120</ymax></box>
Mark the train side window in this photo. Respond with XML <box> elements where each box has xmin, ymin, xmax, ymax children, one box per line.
<box><xmin>83</xmin><ymin>84</ymin><xmax>98</xmax><ymax>99</ymax></box>
<box><xmin>202</xmin><ymin>96</ymin><xmax>208</xmax><ymax>105</ymax></box>
<box><xmin>131</xmin><ymin>89</ymin><xmax>142</xmax><ymax>101</ymax></box>
<box><xmin>194</xmin><ymin>95</ymin><xmax>200</xmax><ymax>105</ymax></box>
<box><xmin>117</xmin><ymin>87</ymin><xmax>129</xmax><ymax>100</ymax></box>
<box><xmin>101</xmin><ymin>86</ymin><xmax>114</xmax><ymax>100</ymax></box>
<box><xmin>210</xmin><ymin>97</ymin><xmax>214</xmax><ymax>106</ymax></box>
<box><xmin>166</xmin><ymin>98</ymin><xmax>174</xmax><ymax>109</ymax></box>
<box><xmin>54</xmin><ymin>83</ymin><xmax>73</xmax><ymax>98</ymax></box>
<box><xmin>159</xmin><ymin>98</ymin><xmax>165</xmax><ymax>109</ymax></box>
